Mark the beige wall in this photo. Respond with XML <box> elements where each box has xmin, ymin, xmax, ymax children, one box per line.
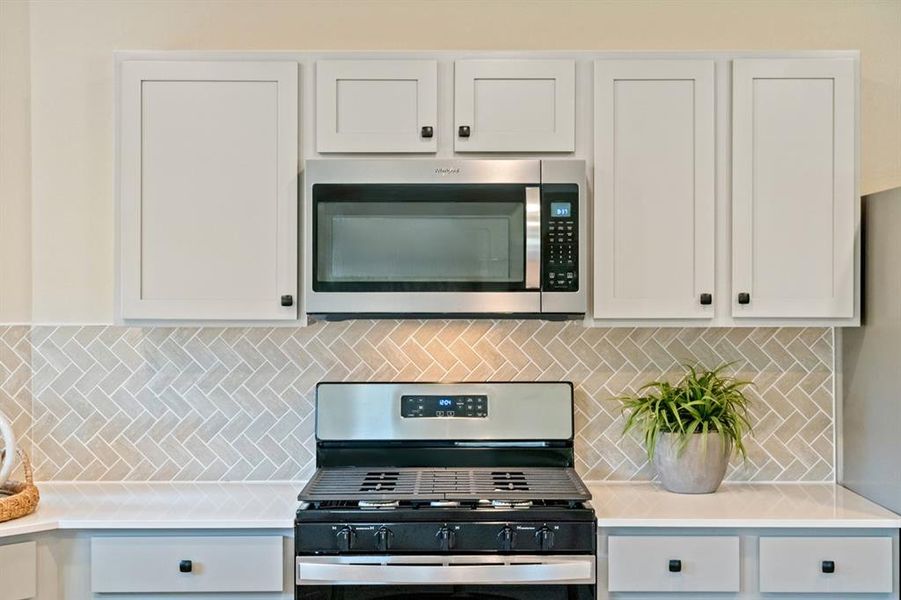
<box><xmin>0</xmin><ymin>0</ymin><xmax>32</xmax><ymax>322</ymax></box>
<box><xmin>2</xmin><ymin>0</ymin><xmax>900</xmax><ymax>322</ymax></box>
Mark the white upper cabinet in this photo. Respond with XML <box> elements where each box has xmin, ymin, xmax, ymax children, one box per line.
<box><xmin>316</xmin><ymin>60</ymin><xmax>438</xmax><ymax>153</ymax></box>
<box><xmin>732</xmin><ymin>58</ymin><xmax>856</xmax><ymax>319</ymax></box>
<box><xmin>454</xmin><ymin>59</ymin><xmax>575</xmax><ymax>152</ymax></box>
<box><xmin>594</xmin><ymin>60</ymin><xmax>716</xmax><ymax>319</ymax></box>
<box><xmin>119</xmin><ymin>61</ymin><xmax>299</xmax><ymax>321</ymax></box>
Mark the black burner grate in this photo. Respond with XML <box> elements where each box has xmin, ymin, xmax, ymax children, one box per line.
<box><xmin>298</xmin><ymin>467</ymin><xmax>591</xmax><ymax>503</ymax></box>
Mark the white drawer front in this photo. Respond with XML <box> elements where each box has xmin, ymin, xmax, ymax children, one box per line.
<box><xmin>0</xmin><ymin>541</ymin><xmax>36</xmax><ymax>600</ymax></box>
<box><xmin>608</xmin><ymin>535</ymin><xmax>740</xmax><ymax>593</ymax></box>
<box><xmin>760</xmin><ymin>536</ymin><xmax>893</xmax><ymax>594</ymax></box>
<box><xmin>91</xmin><ymin>535</ymin><xmax>283</xmax><ymax>593</ymax></box>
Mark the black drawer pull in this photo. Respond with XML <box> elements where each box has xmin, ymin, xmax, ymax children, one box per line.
<box><xmin>281</xmin><ymin>294</ymin><xmax>294</xmax><ymax>307</ymax></box>
<box><xmin>822</xmin><ymin>560</ymin><xmax>835</xmax><ymax>574</ymax></box>
<box><xmin>700</xmin><ymin>293</ymin><xmax>712</xmax><ymax>305</ymax></box>
<box><xmin>458</xmin><ymin>125</ymin><xmax>471</xmax><ymax>138</ymax></box>
<box><xmin>737</xmin><ymin>292</ymin><xmax>750</xmax><ymax>305</ymax></box>
<box><xmin>668</xmin><ymin>559</ymin><xmax>682</xmax><ymax>573</ymax></box>
<box><xmin>179</xmin><ymin>560</ymin><xmax>193</xmax><ymax>573</ymax></box>
<box><xmin>421</xmin><ymin>126</ymin><xmax>433</xmax><ymax>138</ymax></box>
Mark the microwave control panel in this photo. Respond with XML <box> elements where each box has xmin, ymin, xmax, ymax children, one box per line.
<box><xmin>542</xmin><ymin>184</ymin><xmax>579</xmax><ymax>291</ymax></box>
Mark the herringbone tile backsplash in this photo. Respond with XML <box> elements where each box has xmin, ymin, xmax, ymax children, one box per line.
<box><xmin>0</xmin><ymin>322</ymin><xmax>833</xmax><ymax>482</ymax></box>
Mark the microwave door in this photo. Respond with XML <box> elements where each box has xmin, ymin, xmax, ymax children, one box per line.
<box><xmin>307</xmin><ymin>183</ymin><xmax>541</xmax><ymax>315</ymax></box>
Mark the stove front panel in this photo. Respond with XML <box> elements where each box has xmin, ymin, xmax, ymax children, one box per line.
<box><xmin>295</xmin><ymin>521</ymin><xmax>596</xmax><ymax>555</ymax></box>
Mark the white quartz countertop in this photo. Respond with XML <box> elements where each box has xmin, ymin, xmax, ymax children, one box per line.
<box><xmin>0</xmin><ymin>481</ymin><xmax>898</xmax><ymax>540</ymax></box>
<box><xmin>0</xmin><ymin>482</ymin><xmax>303</xmax><ymax>538</ymax></box>
<box><xmin>588</xmin><ymin>482</ymin><xmax>901</xmax><ymax>529</ymax></box>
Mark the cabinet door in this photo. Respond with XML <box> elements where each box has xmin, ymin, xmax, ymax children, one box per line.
<box><xmin>759</xmin><ymin>537</ymin><xmax>892</xmax><ymax>594</ymax></box>
<box><xmin>316</xmin><ymin>60</ymin><xmax>437</xmax><ymax>153</ymax></box>
<box><xmin>608</xmin><ymin>536</ymin><xmax>740</xmax><ymax>593</ymax></box>
<box><xmin>454</xmin><ymin>59</ymin><xmax>575</xmax><ymax>152</ymax></box>
<box><xmin>594</xmin><ymin>60</ymin><xmax>715</xmax><ymax>319</ymax></box>
<box><xmin>732</xmin><ymin>58</ymin><xmax>856</xmax><ymax>318</ymax></box>
<box><xmin>0</xmin><ymin>541</ymin><xmax>36</xmax><ymax>600</ymax></box>
<box><xmin>91</xmin><ymin>536</ymin><xmax>283</xmax><ymax>593</ymax></box>
<box><xmin>120</xmin><ymin>61</ymin><xmax>298</xmax><ymax>320</ymax></box>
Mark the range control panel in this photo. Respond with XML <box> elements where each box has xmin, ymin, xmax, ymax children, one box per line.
<box><xmin>542</xmin><ymin>184</ymin><xmax>579</xmax><ymax>291</ymax></box>
<box><xmin>401</xmin><ymin>395</ymin><xmax>488</xmax><ymax>418</ymax></box>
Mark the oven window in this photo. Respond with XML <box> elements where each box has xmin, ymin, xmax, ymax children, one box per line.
<box><xmin>297</xmin><ymin>584</ymin><xmax>594</xmax><ymax>600</ymax></box>
<box><xmin>313</xmin><ymin>184</ymin><xmax>527</xmax><ymax>292</ymax></box>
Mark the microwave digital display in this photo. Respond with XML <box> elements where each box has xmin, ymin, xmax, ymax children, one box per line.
<box><xmin>550</xmin><ymin>202</ymin><xmax>572</xmax><ymax>218</ymax></box>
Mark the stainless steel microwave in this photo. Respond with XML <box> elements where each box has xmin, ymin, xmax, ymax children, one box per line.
<box><xmin>303</xmin><ymin>159</ymin><xmax>586</xmax><ymax>318</ymax></box>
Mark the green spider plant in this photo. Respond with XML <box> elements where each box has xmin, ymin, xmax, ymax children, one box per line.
<box><xmin>619</xmin><ymin>364</ymin><xmax>754</xmax><ymax>461</ymax></box>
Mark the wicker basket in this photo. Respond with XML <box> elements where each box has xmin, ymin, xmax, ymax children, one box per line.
<box><xmin>0</xmin><ymin>449</ymin><xmax>39</xmax><ymax>523</ymax></box>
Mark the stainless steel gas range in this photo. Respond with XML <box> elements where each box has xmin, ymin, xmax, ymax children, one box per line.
<box><xmin>295</xmin><ymin>382</ymin><xmax>596</xmax><ymax>599</ymax></box>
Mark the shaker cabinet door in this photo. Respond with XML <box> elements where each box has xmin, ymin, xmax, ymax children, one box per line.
<box><xmin>119</xmin><ymin>60</ymin><xmax>298</xmax><ymax>321</ymax></box>
<box><xmin>454</xmin><ymin>59</ymin><xmax>575</xmax><ymax>152</ymax></box>
<box><xmin>593</xmin><ymin>60</ymin><xmax>716</xmax><ymax>319</ymax></box>
<box><xmin>316</xmin><ymin>59</ymin><xmax>438</xmax><ymax>153</ymax></box>
<box><xmin>0</xmin><ymin>541</ymin><xmax>36</xmax><ymax>600</ymax></box>
<box><xmin>732</xmin><ymin>58</ymin><xmax>856</xmax><ymax>319</ymax></box>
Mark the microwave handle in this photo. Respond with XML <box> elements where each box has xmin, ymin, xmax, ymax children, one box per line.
<box><xmin>525</xmin><ymin>186</ymin><xmax>541</xmax><ymax>290</ymax></box>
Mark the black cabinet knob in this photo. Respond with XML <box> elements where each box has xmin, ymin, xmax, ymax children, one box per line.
<box><xmin>700</xmin><ymin>293</ymin><xmax>713</xmax><ymax>305</ymax></box>
<box><xmin>737</xmin><ymin>292</ymin><xmax>751</xmax><ymax>305</ymax></box>
<box><xmin>179</xmin><ymin>560</ymin><xmax>193</xmax><ymax>573</ymax></box>
<box><xmin>822</xmin><ymin>560</ymin><xmax>836</xmax><ymax>574</ymax></box>
<box><xmin>280</xmin><ymin>294</ymin><xmax>294</xmax><ymax>307</ymax></box>
<box><xmin>420</xmin><ymin>126</ymin><xmax>434</xmax><ymax>138</ymax></box>
<box><xmin>668</xmin><ymin>559</ymin><xmax>682</xmax><ymax>573</ymax></box>
<box><xmin>458</xmin><ymin>125</ymin><xmax>471</xmax><ymax>138</ymax></box>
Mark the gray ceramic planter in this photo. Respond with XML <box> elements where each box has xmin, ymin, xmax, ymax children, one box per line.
<box><xmin>653</xmin><ymin>432</ymin><xmax>731</xmax><ymax>494</ymax></box>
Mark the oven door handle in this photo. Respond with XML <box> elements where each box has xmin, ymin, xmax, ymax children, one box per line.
<box><xmin>296</xmin><ymin>557</ymin><xmax>595</xmax><ymax>585</ymax></box>
<box><xmin>525</xmin><ymin>186</ymin><xmax>542</xmax><ymax>290</ymax></box>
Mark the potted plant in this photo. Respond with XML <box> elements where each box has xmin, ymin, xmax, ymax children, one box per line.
<box><xmin>619</xmin><ymin>364</ymin><xmax>753</xmax><ymax>494</ymax></box>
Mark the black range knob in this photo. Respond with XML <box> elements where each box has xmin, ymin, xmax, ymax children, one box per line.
<box><xmin>336</xmin><ymin>526</ymin><xmax>355</xmax><ymax>552</ymax></box>
<box><xmin>436</xmin><ymin>526</ymin><xmax>455</xmax><ymax>551</ymax></box>
<box><xmin>497</xmin><ymin>526</ymin><xmax>515</xmax><ymax>552</ymax></box>
<box><xmin>669</xmin><ymin>559</ymin><xmax>682</xmax><ymax>573</ymax></box>
<box><xmin>822</xmin><ymin>560</ymin><xmax>836</xmax><ymax>574</ymax></box>
<box><xmin>535</xmin><ymin>526</ymin><xmax>555</xmax><ymax>551</ymax></box>
<box><xmin>375</xmin><ymin>526</ymin><xmax>393</xmax><ymax>552</ymax></box>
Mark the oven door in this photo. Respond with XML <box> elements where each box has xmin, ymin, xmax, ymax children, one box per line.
<box><xmin>296</xmin><ymin>555</ymin><xmax>594</xmax><ymax>600</ymax></box>
<box><xmin>306</xmin><ymin>182</ymin><xmax>541</xmax><ymax>315</ymax></box>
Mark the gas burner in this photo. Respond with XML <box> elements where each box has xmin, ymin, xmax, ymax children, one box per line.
<box><xmin>358</xmin><ymin>500</ymin><xmax>400</xmax><ymax>510</ymax></box>
<box><xmin>489</xmin><ymin>499</ymin><xmax>534</xmax><ymax>510</ymax></box>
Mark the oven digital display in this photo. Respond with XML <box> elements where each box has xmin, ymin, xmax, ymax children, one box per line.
<box><xmin>550</xmin><ymin>202</ymin><xmax>572</xmax><ymax>218</ymax></box>
<box><xmin>401</xmin><ymin>395</ymin><xmax>488</xmax><ymax>418</ymax></box>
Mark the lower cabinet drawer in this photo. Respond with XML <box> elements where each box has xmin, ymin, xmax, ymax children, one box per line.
<box><xmin>759</xmin><ymin>536</ymin><xmax>893</xmax><ymax>594</ymax></box>
<box><xmin>90</xmin><ymin>535</ymin><xmax>283</xmax><ymax>593</ymax></box>
<box><xmin>0</xmin><ymin>541</ymin><xmax>36</xmax><ymax>600</ymax></box>
<box><xmin>608</xmin><ymin>535</ymin><xmax>740</xmax><ymax>592</ymax></box>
